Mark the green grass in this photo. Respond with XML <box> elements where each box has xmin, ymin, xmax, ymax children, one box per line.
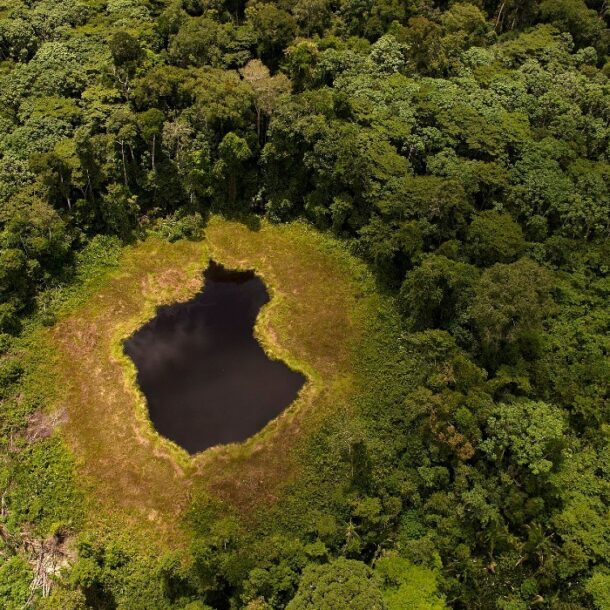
<box><xmin>195</xmin><ymin>218</ymin><xmax>379</xmax><ymax>514</ymax></box>
<box><xmin>45</xmin><ymin>236</ymin><xmax>209</xmax><ymax>548</ymax></box>
<box><xmin>10</xmin><ymin>217</ymin><xmax>383</xmax><ymax>551</ymax></box>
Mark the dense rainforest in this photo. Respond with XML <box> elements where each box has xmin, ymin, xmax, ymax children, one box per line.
<box><xmin>1</xmin><ymin>0</ymin><xmax>610</xmax><ymax>608</ymax></box>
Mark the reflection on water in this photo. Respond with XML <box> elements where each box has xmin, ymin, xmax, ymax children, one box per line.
<box><xmin>124</xmin><ymin>261</ymin><xmax>305</xmax><ymax>454</ymax></box>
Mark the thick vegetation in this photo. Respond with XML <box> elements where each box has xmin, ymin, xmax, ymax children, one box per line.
<box><xmin>0</xmin><ymin>0</ymin><xmax>609</xmax><ymax>608</ymax></box>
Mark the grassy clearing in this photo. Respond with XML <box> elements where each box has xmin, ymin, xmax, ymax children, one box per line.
<box><xmin>195</xmin><ymin>218</ymin><xmax>376</xmax><ymax>515</ymax></box>
<box><xmin>28</xmin><ymin>217</ymin><xmax>377</xmax><ymax>548</ymax></box>
<box><xmin>45</xmin><ymin>238</ymin><xmax>208</xmax><ymax>547</ymax></box>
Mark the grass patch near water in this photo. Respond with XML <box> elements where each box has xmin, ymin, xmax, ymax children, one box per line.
<box><xmin>20</xmin><ymin>217</ymin><xmax>381</xmax><ymax>550</ymax></box>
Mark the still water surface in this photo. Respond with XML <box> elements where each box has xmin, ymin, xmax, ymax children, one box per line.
<box><xmin>124</xmin><ymin>261</ymin><xmax>305</xmax><ymax>454</ymax></box>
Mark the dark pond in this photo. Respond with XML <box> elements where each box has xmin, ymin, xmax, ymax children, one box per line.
<box><xmin>124</xmin><ymin>261</ymin><xmax>305</xmax><ymax>454</ymax></box>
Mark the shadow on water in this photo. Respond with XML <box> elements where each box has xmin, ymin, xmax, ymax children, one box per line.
<box><xmin>124</xmin><ymin>261</ymin><xmax>305</xmax><ymax>454</ymax></box>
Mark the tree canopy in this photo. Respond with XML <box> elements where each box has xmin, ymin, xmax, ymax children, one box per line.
<box><xmin>0</xmin><ymin>0</ymin><xmax>609</xmax><ymax>608</ymax></box>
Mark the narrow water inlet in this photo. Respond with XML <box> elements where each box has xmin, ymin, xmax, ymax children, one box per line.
<box><xmin>123</xmin><ymin>261</ymin><xmax>305</xmax><ymax>454</ymax></box>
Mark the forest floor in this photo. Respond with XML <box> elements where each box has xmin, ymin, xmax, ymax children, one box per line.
<box><xmin>29</xmin><ymin>217</ymin><xmax>374</xmax><ymax>551</ymax></box>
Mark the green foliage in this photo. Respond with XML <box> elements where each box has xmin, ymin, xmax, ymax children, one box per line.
<box><xmin>540</xmin><ymin>0</ymin><xmax>608</xmax><ymax>52</ymax></box>
<box><xmin>4</xmin><ymin>437</ymin><xmax>83</xmax><ymax>535</ymax></box>
<box><xmin>246</xmin><ymin>3</ymin><xmax>296</xmax><ymax>65</ymax></box>
<box><xmin>480</xmin><ymin>399</ymin><xmax>565</xmax><ymax>475</ymax></box>
<box><xmin>99</xmin><ymin>183</ymin><xmax>139</xmax><ymax>238</ymax></box>
<box><xmin>586</xmin><ymin>569</ymin><xmax>610</xmax><ymax>610</ymax></box>
<box><xmin>286</xmin><ymin>558</ymin><xmax>384</xmax><ymax>610</ymax></box>
<box><xmin>469</xmin><ymin>258</ymin><xmax>554</xmax><ymax>365</ymax></box>
<box><xmin>37</xmin><ymin>588</ymin><xmax>87</xmax><ymax>610</ymax></box>
<box><xmin>152</xmin><ymin>211</ymin><xmax>205</xmax><ymax>242</ymax></box>
<box><xmin>399</xmin><ymin>255</ymin><xmax>478</xmax><ymax>332</ymax></box>
<box><xmin>169</xmin><ymin>17</ymin><xmax>234</xmax><ymax>68</ymax></box>
<box><xmin>110</xmin><ymin>31</ymin><xmax>143</xmax><ymax>67</ymax></box>
<box><xmin>0</xmin><ymin>555</ymin><xmax>33</xmax><ymax>610</ymax></box>
<box><xmin>0</xmin><ymin>0</ymin><xmax>609</xmax><ymax>606</ymax></box>
<box><xmin>216</xmin><ymin>131</ymin><xmax>252</xmax><ymax>205</ymax></box>
<box><xmin>467</xmin><ymin>211</ymin><xmax>527</xmax><ymax>265</ymax></box>
<box><xmin>375</xmin><ymin>554</ymin><xmax>447</xmax><ymax>610</ymax></box>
